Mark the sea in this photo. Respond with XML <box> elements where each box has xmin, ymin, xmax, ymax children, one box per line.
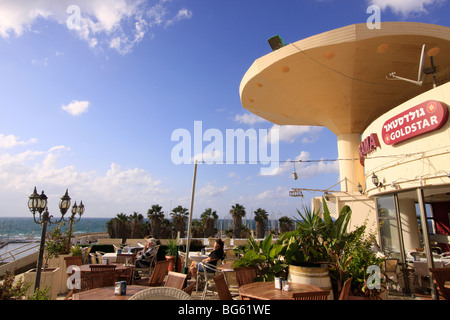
<box><xmin>0</xmin><ymin>216</ymin><xmax>279</xmax><ymax>261</ymax></box>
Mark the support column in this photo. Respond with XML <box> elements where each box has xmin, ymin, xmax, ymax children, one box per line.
<box><xmin>337</xmin><ymin>133</ymin><xmax>365</xmax><ymax>192</ymax></box>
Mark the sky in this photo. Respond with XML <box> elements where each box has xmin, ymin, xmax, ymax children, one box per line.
<box><xmin>0</xmin><ymin>0</ymin><xmax>449</xmax><ymax>220</ymax></box>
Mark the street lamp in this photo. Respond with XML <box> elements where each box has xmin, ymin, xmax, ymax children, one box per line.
<box><xmin>27</xmin><ymin>187</ymin><xmax>78</xmax><ymax>292</ymax></box>
<box><xmin>67</xmin><ymin>200</ymin><xmax>85</xmax><ymax>247</ymax></box>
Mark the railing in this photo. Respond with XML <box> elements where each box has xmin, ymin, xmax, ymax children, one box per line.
<box><xmin>0</xmin><ymin>241</ymin><xmax>39</xmax><ymax>264</ymax></box>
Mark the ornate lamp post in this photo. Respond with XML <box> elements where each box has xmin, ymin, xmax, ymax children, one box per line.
<box><xmin>27</xmin><ymin>187</ymin><xmax>73</xmax><ymax>292</ymax></box>
<box><xmin>67</xmin><ymin>200</ymin><xmax>85</xmax><ymax>247</ymax></box>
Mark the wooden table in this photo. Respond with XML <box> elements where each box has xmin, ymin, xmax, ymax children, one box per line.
<box><xmin>239</xmin><ymin>282</ymin><xmax>323</xmax><ymax>300</ymax></box>
<box><xmin>73</xmin><ymin>285</ymin><xmax>149</xmax><ymax>300</ymax></box>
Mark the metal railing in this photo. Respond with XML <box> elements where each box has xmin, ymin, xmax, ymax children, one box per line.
<box><xmin>0</xmin><ymin>241</ymin><xmax>39</xmax><ymax>264</ymax></box>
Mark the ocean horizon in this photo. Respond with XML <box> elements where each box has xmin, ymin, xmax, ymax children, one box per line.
<box><xmin>0</xmin><ymin>216</ymin><xmax>280</xmax><ymax>242</ymax></box>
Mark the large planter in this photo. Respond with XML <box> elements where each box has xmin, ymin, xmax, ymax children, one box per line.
<box><xmin>23</xmin><ymin>267</ymin><xmax>59</xmax><ymax>300</ymax></box>
<box><xmin>287</xmin><ymin>265</ymin><xmax>334</xmax><ymax>300</ymax></box>
<box><xmin>47</xmin><ymin>254</ymin><xmax>71</xmax><ymax>294</ymax></box>
<box><xmin>165</xmin><ymin>256</ymin><xmax>182</xmax><ymax>272</ymax></box>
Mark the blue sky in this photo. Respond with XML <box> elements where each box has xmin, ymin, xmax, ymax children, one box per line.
<box><xmin>0</xmin><ymin>0</ymin><xmax>449</xmax><ymax>219</ymax></box>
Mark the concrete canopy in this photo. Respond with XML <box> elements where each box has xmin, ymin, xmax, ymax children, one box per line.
<box><xmin>240</xmin><ymin>22</ymin><xmax>450</xmax><ymax>136</ymax></box>
<box><xmin>239</xmin><ymin>22</ymin><xmax>450</xmax><ymax>191</ymax></box>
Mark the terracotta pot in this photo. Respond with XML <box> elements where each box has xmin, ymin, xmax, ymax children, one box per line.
<box><xmin>165</xmin><ymin>256</ymin><xmax>182</xmax><ymax>272</ymax></box>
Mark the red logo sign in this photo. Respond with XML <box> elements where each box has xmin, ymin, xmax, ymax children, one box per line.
<box><xmin>381</xmin><ymin>100</ymin><xmax>448</xmax><ymax>146</ymax></box>
<box><xmin>359</xmin><ymin>133</ymin><xmax>380</xmax><ymax>166</ymax></box>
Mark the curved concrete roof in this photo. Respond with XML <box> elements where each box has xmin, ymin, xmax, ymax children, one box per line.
<box><xmin>240</xmin><ymin>22</ymin><xmax>450</xmax><ymax>136</ymax></box>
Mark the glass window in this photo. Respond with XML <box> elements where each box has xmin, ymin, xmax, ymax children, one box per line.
<box><xmin>376</xmin><ymin>196</ymin><xmax>401</xmax><ymax>256</ymax></box>
<box><xmin>415</xmin><ymin>203</ymin><xmax>436</xmax><ymax>235</ymax></box>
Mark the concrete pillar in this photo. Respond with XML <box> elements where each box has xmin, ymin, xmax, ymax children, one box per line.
<box><xmin>337</xmin><ymin>133</ymin><xmax>365</xmax><ymax>192</ymax></box>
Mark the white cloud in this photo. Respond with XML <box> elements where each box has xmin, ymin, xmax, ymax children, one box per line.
<box><xmin>234</xmin><ymin>112</ymin><xmax>267</xmax><ymax>125</ymax></box>
<box><xmin>263</xmin><ymin>124</ymin><xmax>323</xmax><ymax>145</ymax></box>
<box><xmin>62</xmin><ymin>100</ymin><xmax>89</xmax><ymax>116</ymax></box>
<box><xmin>197</xmin><ymin>182</ymin><xmax>228</xmax><ymax>197</ymax></box>
<box><xmin>0</xmin><ymin>0</ymin><xmax>193</xmax><ymax>55</ymax></box>
<box><xmin>165</xmin><ymin>8</ymin><xmax>193</xmax><ymax>27</ymax></box>
<box><xmin>0</xmin><ymin>142</ymin><xmax>168</xmax><ymax>215</ymax></box>
<box><xmin>369</xmin><ymin>0</ymin><xmax>446</xmax><ymax>16</ymax></box>
<box><xmin>262</xmin><ymin>151</ymin><xmax>339</xmax><ymax>178</ymax></box>
<box><xmin>0</xmin><ymin>134</ymin><xmax>37</xmax><ymax>149</ymax></box>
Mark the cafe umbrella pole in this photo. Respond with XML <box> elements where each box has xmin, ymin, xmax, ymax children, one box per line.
<box><xmin>184</xmin><ymin>160</ymin><xmax>198</xmax><ymax>274</ymax></box>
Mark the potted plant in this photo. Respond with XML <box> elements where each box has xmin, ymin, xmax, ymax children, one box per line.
<box><xmin>326</xmin><ymin>224</ymin><xmax>386</xmax><ymax>300</ymax></box>
<box><xmin>165</xmin><ymin>239</ymin><xmax>181</xmax><ymax>272</ymax></box>
<box><xmin>232</xmin><ymin>235</ymin><xmax>287</xmax><ymax>282</ymax></box>
<box><xmin>43</xmin><ymin>223</ymin><xmax>72</xmax><ymax>295</ymax></box>
<box><xmin>280</xmin><ymin>198</ymin><xmax>352</xmax><ymax>300</ymax></box>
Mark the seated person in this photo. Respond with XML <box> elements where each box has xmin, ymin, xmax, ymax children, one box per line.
<box><xmin>135</xmin><ymin>238</ymin><xmax>158</xmax><ymax>268</ymax></box>
<box><xmin>189</xmin><ymin>239</ymin><xmax>225</xmax><ymax>279</ymax></box>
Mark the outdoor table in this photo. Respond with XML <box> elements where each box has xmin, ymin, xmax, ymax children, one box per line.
<box><xmin>101</xmin><ymin>252</ymin><xmax>118</xmax><ymax>263</ymax></box>
<box><xmin>238</xmin><ymin>281</ymin><xmax>323</xmax><ymax>300</ymax></box>
<box><xmin>73</xmin><ymin>285</ymin><xmax>149</xmax><ymax>300</ymax></box>
<box><xmin>183</xmin><ymin>251</ymin><xmax>209</xmax><ymax>262</ymax></box>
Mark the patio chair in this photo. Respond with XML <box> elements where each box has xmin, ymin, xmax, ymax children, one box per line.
<box><xmin>89</xmin><ymin>253</ymin><xmax>99</xmax><ymax>264</ymax></box>
<box><xmin>429</xmin><ymin>267</ymin><xmax>450</xmax><ymax>300</ymax></box>
<box><xmin>116</xmin><ymin>266</ymin><xmax>134</xmax><ymax>285</ymax></box>
<box><xmin>383</xmin><ymin>258</ymin><xmax>401</xmax><ymax>292</ymax></box>
<box><xmin>183</xmin><ymin>282</ymin><xmax>196</xmax><ymax>296</ymax></box>
<box><xmin>196</xmin><ymin>260</ymin><xmax>222</xmax><ymax>300</ymax></box>
<box><xmin>165</xmin><ymin>271</ymin><xmax>187</xmax><ymax>290</ymax></box>
<box><xmin>133</xmin><ymin>246</ymin><xmax>159</xmax><ymax>281</ymax></box>
<box><xmin>338</xmin><ymin>277</ymin><xmax>353</xmax><ymax>300</ymax></box>
<box><xmin>223</xmin><ymin>270</ymin><xmax>240</xmax><ymax>296</ymax></box>
<box><xmin>214</xmin><ymin>273</ymin><xmax>238</xmax><ymax>300</ymax></box>
<box><xmin>64</xmin><ymin>272</ymin><xmax>97</xmax><ymax>300</ymax></box>
<box><xmin>133</xmin><ymin>259</ymin><xmax>170</xmax><ymax>286</ymax></box>
<box><xmin>234</xmin><ymin>266</ymin><xmax>258</xmax><ymax>286</ymax></box>
<box><xmin>129</xmin><ymin>287</ymin><xmax>193</xmax><ymax>300</ymax></box>
<box><xmin>292</xmin><ymin>290</ymin><xmax>329</xmax><ymax>300</ymax></box>
<box><xmin>89</xmin><ymin>264</ymin><xmax>117</xmax><ymax>287</ymax></box>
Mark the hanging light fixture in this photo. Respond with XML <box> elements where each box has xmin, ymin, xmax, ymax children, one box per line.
<box><xmin>292</xmin><ymin>161</ymin><xmax>298</xmax><ymax>180</ymax></box>
<box><xmin>357</xmin><ymin>183</ymin><xmax>364</xmax><ymax>194</ymax></box>
<box><xmin>372</xmin><ymin>172</ymin><xmax>382</xmax><ymax>187</ymax></box>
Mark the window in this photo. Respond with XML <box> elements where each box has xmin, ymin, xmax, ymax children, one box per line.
<box><xmin>416</xmin><ymin>203</ymin><xmax>436</xmax><ymax>235</ymax></box>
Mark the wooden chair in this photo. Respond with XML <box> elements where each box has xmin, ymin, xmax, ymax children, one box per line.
<box><xmin>338</xmin><ymin>277</ymin><xmax>353</xmax><ymax>300</ymax></box>
<box><xmin>292</xmin><ymin>290</ymin><xmax>329</xmax><ymax>300</ymax></box>
<box><xmin>65</xmin><ymin>255</ymin><xmax>82</xmax><ymax>268</ymax></box>
<box><xmin>165</xmin><ymin>271</ymin><xmax>187</xmax><ymax>290</ymax></box>
<box><xmin>214</xmin><ymin>273</ymin><xmax>236</xmax><ymax>300</ymax></box>
<box><xmin>383</xmin><ymin>258</ymin><xmax>401</xmax><ymax>292</ymax></box>
<box><xmin>133</xmin><ymin>246</ymin><xmax>159</xmax><ymax>281</ymax></box>
<box><xmin>89</xmin><ymin>264</ymin><xmax>117</xmax><ymax>287</ymax></box>
<box><xmin>116</xmin><ymin>266</ymin><xmax>135</xmax><ymax>285</ymax></box>
<box><xmin>133</xmin><ymin>259</ymin><xmax>170</xmax><ymax>286</ymax></box>
<box><xmin>429</xmin><ymin>267</ymin><xmax>450</xmax><ymax>300</ymax></box>
<box><xmin>183</xmin><ymin>282</ymin><xmax>196</xmax><ymax>296</ymax></box>
<box><xmin>234</xmin><ymin>266</ymin><xmax>258</xmax><ymax>286</ymax></box>
<box><xmin>64</xmin><ymin>271</ymin><xmax>96</xmax><ymax>300</ymax></box>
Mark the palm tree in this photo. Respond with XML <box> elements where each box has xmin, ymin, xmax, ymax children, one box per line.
<box><xmin>279</xmin><ymin>216</ymin><xmax>294</xmax><ymax>234</ymax></box>
<box><xmin>254</xmin><ymin>208</ymin><xmax>268</xmax><ymax>238</ymax></box>
<box><xmin>201</xmin><ymin>208</ymin><xmax>218</xmax><ymax>238</ymax></box>
<box><xmin>229</xmin><ymin>203</ymin><xmax>246</xmax><ymax>238</ymax></box>
<box><xmin>106</xmin><ymin>213</ymin><xmax>130</xmax><ymax>244</ymax></box>
<box><xmin>171</xmin><ymin>205</ymin><xmax>189</xmax><ymax>238</ymax></box>
<box><xmin>147</xmin><ymin>204</ymin><xmax>164</xmax><ymax>239</ymax></box>
<box><xmin>129</xmin><ymin>212</ymin><xmax>144</xmax><ymax>238</ymax></box>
